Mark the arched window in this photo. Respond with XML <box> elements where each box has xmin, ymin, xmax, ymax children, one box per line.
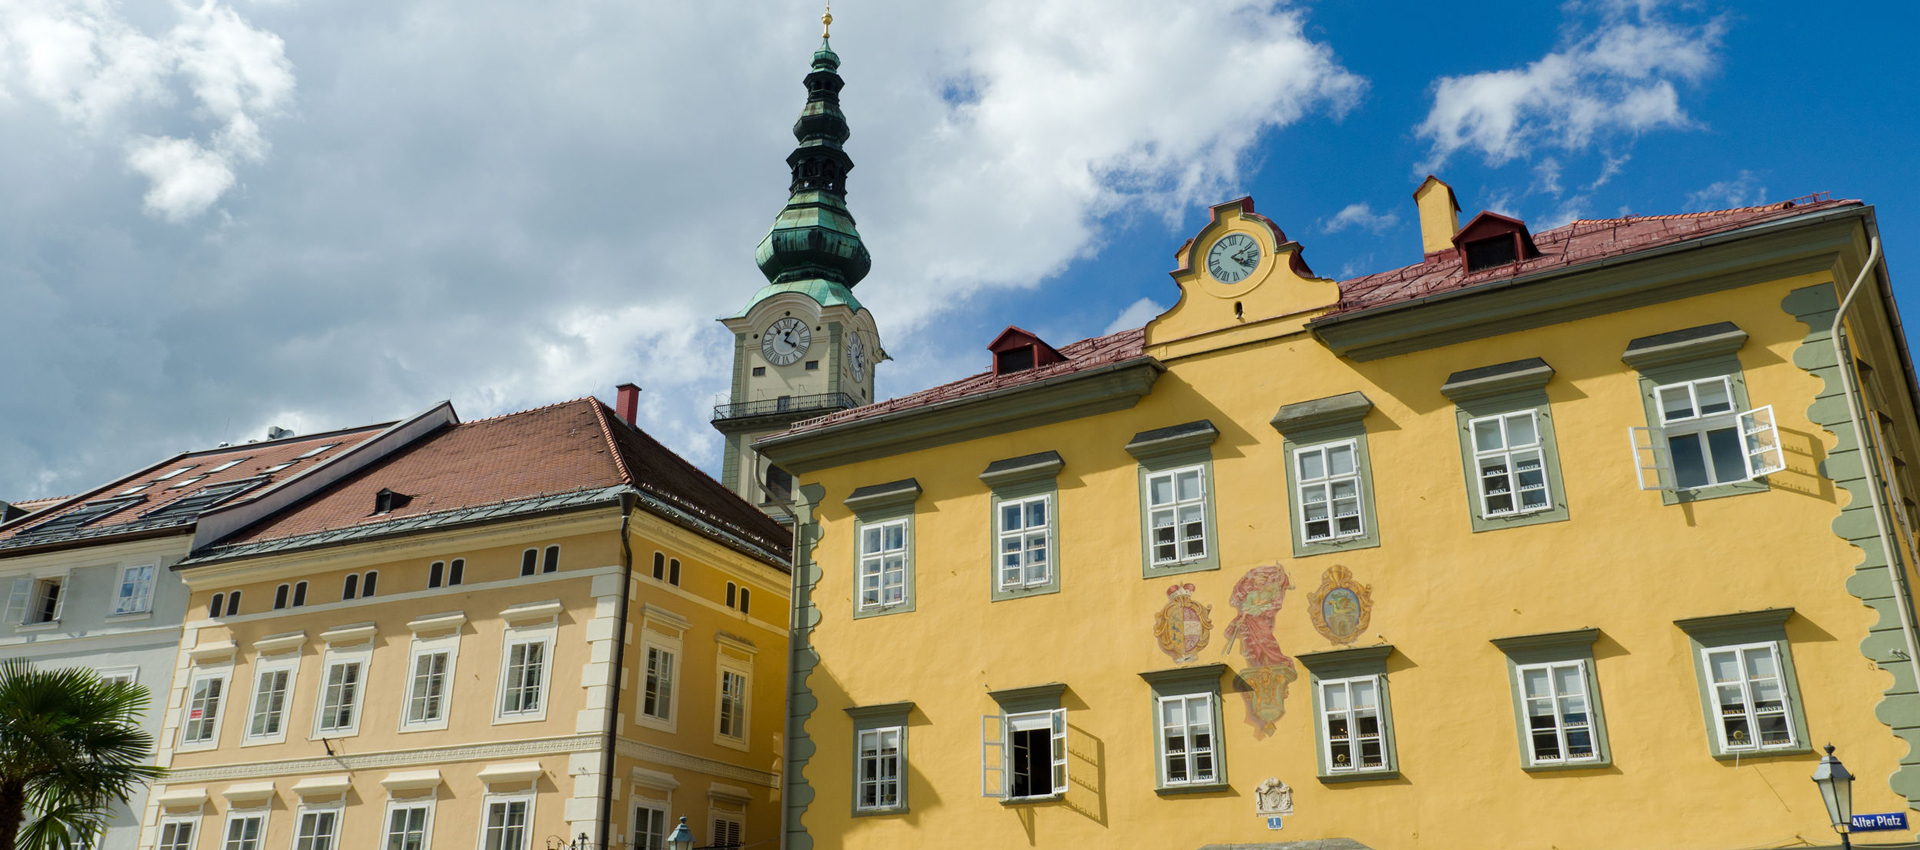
<box><xmin>652</xmin><ymin>552</ymin><xmax>665</xmax><ymax>580</ymax></box>
<box><xmin>343</xmin><ymin>573</ymin><xmax>359</xmax><ymax>600</ymax></box>
<box><xmin>740</xmin><ymin>588</ymin><xmax>751</xmax><ymax>615</ymax></box>
<box><xmin>293</xmin><ymin>581</ymin><xmax>308</xmax><ymax>607</ymax></box>
<box><xmin>224</xmin><ymin>591</ymin><xmax>241</xmax><ymax>617</ymax></box>
<box><xmin>428</xmin><ymin>561</ymin><xmax>444</xmax><ymax>589</ymax></box>
<box><xmin>726</xmin><ymin>582</ymin><xmax>737</xmax><ymax>608</ymax></box>
<box><xmin>669</xmin><ymin>559</ymin><xmax>682</xmax><ymax>586</ymax></box>
<box><xmin>542</xmin><ymin>546</ymin><xmax>560</xmax><ymax>574</ymax></box>
<box><xmin>520</xmin><ymin>549</ymin><xmax>538</xmax><ymax>577</ymax></box>
<box><xmin>361</xmin><ymin>571</ymin><xmax>378</xmax><ymax>597</ymax></box>
<box><xmin>274</xmin><ymin>584</ymin><xmax>290</xmax><ymax>610</ymax></box>
<box><xmin>449</xmin><ymin>559</ymin><xmax>465</xmax><ymax>586</ymax></box>
<box><xmin>209</xmin><ymin>593</ymin><xmax>224</xmax><ymax>619</ymax></box>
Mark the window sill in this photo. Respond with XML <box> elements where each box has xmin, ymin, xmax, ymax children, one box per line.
<box><xmin>311</xmin><ymin>729</ymin><xmax>361</xmax><ymax>741</ymax></box>
<box><xmin>713</xmin><ymin>734</ymin><xmax>751</xmax><ymax>753</ymax></box>
<box><xmin>851</xmin><ymin>805</ymin><xmax>909</xmax><ymax>819</ymax></box>
<box><xmin>990</xmin><ymin>584</ymin><xmax>1061</xmax><ymax>603</ymax></box>
<box><xmin>1663</xmin><ymin>480</ymin><xmax>1768</xmax><ymax>505</ymax></box>
<box><xmin>1521</xmin><ymin>758</ymin><xmax>1611</xmax><ymax>773</ymax></box>
<box><xmin>1155</xmin><ymin>782</ymin><xmax>1231</xmax><ymax>797</ymax></box>
<box><xmin>491</xmin><ymin>713</ymin><xmax>547</xmax><ymax>727</ymax></box>
<box><xmin>1318</xmin><ymin>769</ymin><xmax>1399</xmax><ymax>785</ymax></box>
<box><xmin>14</xmin><ymin>622</ymin><xmax>59</xmax><ymax>633</ymax></box>
<box><xmin>1144</xmin><ymin>559</ymin><xmax>1220</xmax><ymax>579</ymax></box>
<box><xmin>1711</xmin><ymin>744</ymin><xmax>1811</xmax><ymax>761</ymax></box>
<box><xmin>105</xmin><ymin>611</ymin><xmax>154</xmax><ymax>623</ymax></box>
<box><xmin>852</xmin><ymin>602</ymin><xmax>915</xmax><ymax>620</ymax></box>
<box><xmin>634</xmin><ymin>715</ymin><xmax>677</xmax><ymax>735</ymax></box>
<box><xmin>239</xmin><ymin>737</ymin><xmax>289</xmax><ymax>748</ymax></box>
<box><xmin>1000</xmin><ymin>794</ymin><xmax>1063</xmax><ymax>807</ymax></box>
<box><xmin>1293</xmin><ymin>534</ymin><xmax>1381</xmax><ymax>559</ymax></box>
<box><xmin>397</xmin><ymin>722</ymin><xmax>451</xmax><ymax>734</ymax></box>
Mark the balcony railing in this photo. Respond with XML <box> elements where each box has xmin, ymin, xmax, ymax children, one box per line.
<box><xmin>712</xmin><ymin>391</ymin><xmax>858</xmax><ymax>422</ymax></box>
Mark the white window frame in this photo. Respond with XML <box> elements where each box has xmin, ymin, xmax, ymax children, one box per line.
<box><xmin>856</xmin><ymin>517</ymin><xmax>910</xmax><ymax>611</ymax></box>
<box><xmin>1468</xmin><ymin>411</ymin><xmax>1553</xmax><ymax>518</ymax></box>
<box><xmin>636</xmin><ymin>636</ymin><xmax>681</xmax><ymax>733</ymax></box>
<box><xmin>157</xmin><ymin>813</ymin><xmax>201</xmax><ymax>850</ymax></box>
<box><xmin>980</xmin><ymin>708</ymin><xmax>1067</xmax><ymax>800</ymax></box>
<box><xmin>854</xmin><ymin>725</ymin><xmax>904</xmax><ymax>812</ymax></box>
<box><xmin>494</xmin><ymin>626</ymin><xmax>555</xmax><ymax>724</ymax></box>
<box><xmin>1155</xmin><ymin>693</ymin><xmax>1219</xmax><ymax>787</ymax></box>
<box><xmin>1318</xmin><ymin>675</ymin><xmax>1388</xmax><ymax>775</ymax></box>
<box><xmin>243</xmin><ymin>654</ymin><xmax>301</xmax><ymax>746</ymax></box>
<box><xmin>2</xmin><ymin>575</ymin><xmax>30</xmax><ymax>625</ymax></box>
<box><xmin>630</xmin><ymin>796</ymin><xmax>670</xmax><ymax>850</ymax></box>
<box><xmin>1145</xmin><ymin>464</ymin><xmax>1209</xmax><ymax>567</ymax></box>
<box><xmin>313</xmin><ymin>648</ymin><xmax>371</xmax><ymax>738</ymax></box>
<box><xmin>1631</xmin><ymin>376</ymin><xmax>1784</xmax><ymax>491</ymax></box>
<box><xmin>477</xmin><ymin>793</ymin><xmax>534</xmax><ymax>850</ymax></box>
<box><xmin>221</xmin><ymin>808</ymin><xmax>268</xmax><ymax>850</ymax></box>
<box><xmin>1514</xmin><ymin>660</ymin><xmax>1600</xmax><ymax>766</ymax></box>
<box><xmin>714</xmin><ymin>662</ymin><xmax>751</xmax><ymax>749</ymax></box>
<box><xmin>1703</xmin><ymin>641</ymin><xmax>1798</xmax><ymax>753</ymax></box>
<box><xmin>1294</xmin><ymin>441</ymin><xmax>1365</xmax><ymax>543</ymax></box>
<box><xmin>400</xmin><ymin>634</ymin><xmax>460</xmax><ymax>733</ymax></box>
<box><xmin>995</xmin><ymin>494</ymin><xmax>1053</xmax><ymax>591</ymax></box>
<box><xmin>292</xmin><ymin>803</ymin><xmax>343</xmax><ymax>850</ymax></box>
<box><xmin>18</xmin><ymin>573</ymin><xmax>67</xmax><ymax>625</ymax></box>
<box><xmin>179</xmin><ymin>664</ymin><xmax>232</xmax><ymax>751</ymax></box>
<box><xmin>112</xmin><ymin>563</ymin><xmax>158</xmax><ymax>615</ymax></box>
<box><xmin>97</xmin><ymin>666</ymin><xmax>139</xmax><ymax>686</ymax></box>
<box><xmin>382</xmin><ymin>799</ymin><xmax>435</xmax><ymax>850</ymax></box>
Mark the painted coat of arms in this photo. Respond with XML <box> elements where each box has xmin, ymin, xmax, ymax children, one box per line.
<box><xmin>1307</xmin><ymin>565</ymin><xmax>1373</xmax><ymax>646</ymax></box>
<box><xmin>1223</xmin><ymin>564</ymin><xmax>1299</xmax><ymax>739</ymax></box>
<box><xmin>1153</xmin><ymin>583</ymin><xmax>1212</xmax><ymax>663</ymax></box>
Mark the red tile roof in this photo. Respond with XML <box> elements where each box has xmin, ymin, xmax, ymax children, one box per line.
<box><xmin>1329</xmin><ymin>196</ymin><xmax>1859</xmax><ymax>316</ymax></box>
<box><xmin>777</xmin><ymin>197</ymin><xmax>1860</xmax><ymax>437</ymax></box>
<box><xmin>784</xmin><ymin>327</ymin><xmax>1149</xmax><ymax>435</ymax></box>
<box><xmin>220</xmin><ymin>398</ymin><xmax>789</xmax><ymax>560</ymax></box>
<box><xmin>0</xmin><ymin>427</ymin><xmax>387</xmax><ymax>550</ymax></box>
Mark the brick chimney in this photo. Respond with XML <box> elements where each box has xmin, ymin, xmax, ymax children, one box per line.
<box><xmin>1413</xmin><ymin>175</ymin><xmax>1461</xmax><ymax>257</ymax></box>
<box><xmin>615</xmin><ymin>383</ymin><xmax>641</xmax><ymax>426</ymax></box>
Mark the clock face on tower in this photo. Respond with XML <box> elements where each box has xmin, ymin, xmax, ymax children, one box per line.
<box><xmin>1205</xmin><ymin>232</ymin><xmax>1261</xmax><ymax>284</ymax></box>
<box><xmin>846</xmin><ymin>335</ymin><xmax>867</xmax><ymax>382</ymax></box>
<box><xmin>761</xmin><ymin>317</ymin><xmax>812</xmax><ymax>366</ymax></box>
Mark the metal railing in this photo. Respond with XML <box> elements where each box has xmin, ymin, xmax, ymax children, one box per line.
<box><xmin>712</xmin><ymin>391</ymin><xmax>857</xmax><ymax>422</ymax></box>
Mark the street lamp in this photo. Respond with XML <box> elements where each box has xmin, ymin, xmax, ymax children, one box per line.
<box><xmin>666</xmin><ymin>816</ymin><xmax>695</xmax><ymax>850</ymax></box>
<box><xmin>1812</xmin><ymin>743</ymin><xmax>1855</xmax><ymax>849</ymax></box>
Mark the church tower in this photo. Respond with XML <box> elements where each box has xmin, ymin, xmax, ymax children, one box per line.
<box><xmin>714</xmin><ymin>8</ymin><xmax>886</xmax><ymax>506</ymax></box>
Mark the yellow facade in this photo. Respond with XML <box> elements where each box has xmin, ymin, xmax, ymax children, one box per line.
<box><xmin>765</xmin><ymin>197</ymin><xmax>1920</xmax><ymax>848</ymax></box>
<box><xmin>140</xmin><ymin>505</ymin><xmax>789</xmax><ymax>850</ymax></box>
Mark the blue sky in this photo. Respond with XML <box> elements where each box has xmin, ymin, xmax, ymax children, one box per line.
<box><xmin>2</xmin><ymin>0</ymin><xmax>1917</xmax><ymax>498</ymax></box>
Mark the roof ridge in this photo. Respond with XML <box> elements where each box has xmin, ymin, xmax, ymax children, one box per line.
<box><xmin>175</xmin><ymin>422</ymin><xmax>393</xmax><ymax>459</ymax></box>
<box><xmin>456</xmin><ymin>396</ymin><xmax>598</xmax><ymax>426</ymax></box>
<box><xmin>586</xmin><ymin>398</ymin><xmax>639</xmax><ymax>487</ymax></box>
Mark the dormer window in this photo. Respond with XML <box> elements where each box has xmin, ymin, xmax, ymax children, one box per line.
<box><xmin>374</xmin><ymin>489</ymin><xmax>412</xmax><ymax>515</ymax></box>
<box><xmin>1452</xmin><ymin>211</ymin><xmax>1541</xmax><ymax>273</ymax></box>
<box><xmin>987</xmin><ymin>326</ymin><xmax>1068</xmax><ymax>376</ymax></box>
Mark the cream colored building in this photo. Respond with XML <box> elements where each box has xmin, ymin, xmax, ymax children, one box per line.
<box><xmin>138</xmin><ymin>396</ymin><xmax>790</xmax><ymax>850</ymax></box>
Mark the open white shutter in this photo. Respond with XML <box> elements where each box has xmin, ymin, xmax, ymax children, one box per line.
<box><xmin>1739</xmin><ymin>405</ymin><xmax>1786</xmax><ymax>478</ymax></box>
<box><xmin>2</xmin><ymin>577</ymin><xmax>28</xmax><ymax>624</ymax></box>
<box><xmin>1049</xmin><ymin>708</ymin><xmax>1068</xmax><ymax>795</ymax></box>
<box><xmin>1628</xmin><ymin>426</ymin><xmax>1674</xmax><ymax>491</ymax></box>
<box><xmin>980</xmin><ymin>715</ymin><xmax>1005</xmax><ymax>798</ymax></box>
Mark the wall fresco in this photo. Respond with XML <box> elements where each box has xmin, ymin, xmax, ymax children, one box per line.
<box><xmin>1306</xmin><ymin>564</ymin><xmax>1372</xmax><ymax>646</ymax></box>
<box><xmin>1223</xmin><ymin>564</ymin><xmax>1299</xmax><ymax>739</ymax></box>
<box><xmin>1153</xmin><ymin>582</ymin><xmax>1213</xmax><ymax>663</ymax></box>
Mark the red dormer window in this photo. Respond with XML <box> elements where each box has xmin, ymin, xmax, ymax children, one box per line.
<box><xmin>988</xmin><ymin>326</ymin><xmax>1068</xmax><ymax>376</ymax></box>
<box><xmin>1453</xmin><ymin>211</ymin><xmax>1541</xmax><ymax>273</ymax></box>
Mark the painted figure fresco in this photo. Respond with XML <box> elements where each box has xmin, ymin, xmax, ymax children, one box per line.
<box><xmin>1154</xmin><ymin>582</ymin><xmax>1213</xmax><ymax>663</ymax></box>
<box><xmin>1224</xmin><ymin>564</ymin><xmax>1299</xmax><ymax>739</ymax></box>
<box><xmin>1307</xmin><ymin>564</ymin><xmax>1373</xmax><ymax>646</ymax></box>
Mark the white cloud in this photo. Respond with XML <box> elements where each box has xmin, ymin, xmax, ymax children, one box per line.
<box><xmin>1586</xmin><ymin>152</ymin><xmax>1630</xmax><ymax>190</ymax></box>
<box><xmin>1684</xmin><ymin>170</ymin><xmax>1768</xmax><ymax>211</ymax></box>
<box><xmin>1104</xmin><ymin>297</ymin><xmax>1165</xmax><ymax>335</ymax></box>
<box><xmin>1321</xmin><ymin>202</ymin><xmax>1399</xmax><ymax>234</ymax></box>
<box><xmin>1415</xmin><ymin>3</ymin><xmax>1722</xmax><ymax>170</ymax></box>
<box><xmin>1531</xmin><ymin>157</ymin><xmax>1563</xmax><ymax>196</ymax></box>
<box><xmin>126</xmin><ymin>135</ymin><xmax>235</xmax><ymax>221</ymax></box>
<box><xmin>0</xmin><ymin>0</ymin><xmax>293</xmax><ymax>222</ymax></box>
<box><xmin>0</xmin><ymin>0</ymin><xmax>1367</xmax><ymax>498</ymax></box>
<box><xmin>1539</xmin><ymin>195</ymin><xmax>1590</xmax><ymax>229</ymax></box>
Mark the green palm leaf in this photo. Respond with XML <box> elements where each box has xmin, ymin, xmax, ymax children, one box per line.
<box><xmin>0</xmin><ymin>659</ymin><xmax>167</xmax><ymax>850</ymax></box>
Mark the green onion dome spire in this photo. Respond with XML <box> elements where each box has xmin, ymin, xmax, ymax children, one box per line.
<box><xmin>753</xmin><ymin>10</ymin><xmax>871</xmax><ymax>289</ymax></box>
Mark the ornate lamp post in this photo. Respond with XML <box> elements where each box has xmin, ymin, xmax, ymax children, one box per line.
<box><xmin>666</xmin><ymin>816</ymin><xmax>695</xmax><ymax>850</ymax></box>
<box><xmin>1811</xmin><ymin>744</ymin><xmax>1855</xmax><ymax>849</ymax></box>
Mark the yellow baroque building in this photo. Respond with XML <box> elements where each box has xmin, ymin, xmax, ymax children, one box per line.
<box><xmin>757</xmin><ymin>184</ymin><xmax>1920</xmax><ymax>849</ymax></box>
<box><xmin>138</xmin><ymin>395</ymin><xmax>791</xmax><ymax>850</ymax></box>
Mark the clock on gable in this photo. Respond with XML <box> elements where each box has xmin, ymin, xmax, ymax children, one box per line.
<box><xmin>1205</xmin><ymin>232</ymin><xmax>1262</xmax><ymax>283</ymax></box>
<box><xmin>761</xmin><ymin>317</ymin><xmax>812</xmax><ymax>366</ymax></box>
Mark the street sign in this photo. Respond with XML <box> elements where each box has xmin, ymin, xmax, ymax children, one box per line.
<box><xmin>1851</xmin><ymin>812</ymin><xmax>1908</xmax><ymax>832</ymax></box>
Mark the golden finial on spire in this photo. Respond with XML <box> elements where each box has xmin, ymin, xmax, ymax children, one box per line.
<box><xmin>821</xmin><ymin>2</ymin><xmax>832</xmax><ymax>38</ymax></box>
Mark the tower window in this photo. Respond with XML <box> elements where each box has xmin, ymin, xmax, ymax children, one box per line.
<box><xmin>805</xmin><ymin>360</ymin><xmax>819</xmax><ymax>371</ymax></box>
<box><xmin>752</xmin><ymin>367</ymin><xmax>767</xmax><ymax>377</ymax></box>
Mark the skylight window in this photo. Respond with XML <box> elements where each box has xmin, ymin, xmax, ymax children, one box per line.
<box><xmin>119</xmin><ymin>485</ymin><xmax>151</xmax><ymax>496</ymax></box>
<box><xmin>209</xmin><ymin>458</ymin><xmax>250</xmax><ymax>473</ymax></box>
<box><xmin>154</xmin><ymin>466</ymin><xmax>197</xmax><ymax>481</ymax></box>
<box><xmin>262</xmin><ymin>463</ymin><xmax>295</xmax><ymax>473</ymax></box>
<box><xmin>167</xmin><ymin>476</ymin><xmax>208</xmax><ymax>490</ymax></box>
<box><xmin>20</xmin><ymin>497</ymin><xmax>145</xmax><ymax>537</ymax></box>
<box><xmin>295</xmin><ymin>444</ymin><xmax>339</xmax><ymax>459</ymax></box>
<box><xmin>142</xmin><ymin>478</ymin><xmax>267</xmax><ymax>520</ymax></box>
